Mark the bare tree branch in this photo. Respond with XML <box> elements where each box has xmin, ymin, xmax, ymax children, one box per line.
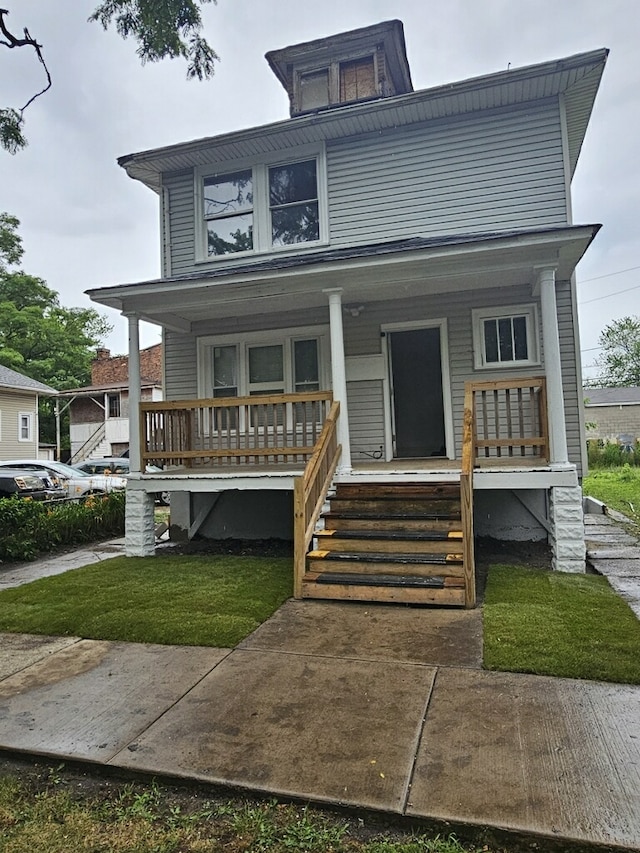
<box><xmin>0</xmin><ymin>8</ymin><xmax>52</xmax><ymax>152</ymax></box>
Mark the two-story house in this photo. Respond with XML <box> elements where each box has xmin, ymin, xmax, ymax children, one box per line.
<box><xmin>0</xmin><ymin>365</ymin><xmax>57</xmax><ymax>459</ymax></box>
<box><xmin>88</xmin><ymin>21</ymin><xmax>607</xmax><ymax>608</ymax></box>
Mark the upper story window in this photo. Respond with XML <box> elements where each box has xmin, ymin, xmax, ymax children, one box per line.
<box><xmin>472</xmin><ymin>305</ymin><xmax>539</xmax><ymax>370</ymax></box>
<box><xmin>107</xmin><ymin>393</ymin><xmax>121</xmax><ymax>418</ymax></box>
<box><xmin>269</xmin><ymin>160</ymin><xmax>319</xmax><ymax>246</ymax></box>
<box><xmin>197</xmin><ymin>147</ymin><xmax>326</xmax><ymax>261</ymax></box>
<box><xmin>204</xmin><ymin>170</ymin><xmax>253</xmax><ymax>256</ymax></box>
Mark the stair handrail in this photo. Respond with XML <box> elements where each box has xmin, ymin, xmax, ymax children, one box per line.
<box><xmin>461</xmin><ymin>383</ymin><xmax>477</xmax><ymax>608</ymax></box>
<box><xmin>293</xmin><ymin>400</ymin><xmax>341</xmax><ymax>598</ymax></box>
<box><xmin>70</xmin><ymin>422</ymin><xmax>106</xmax><ymax>464</ymax></box>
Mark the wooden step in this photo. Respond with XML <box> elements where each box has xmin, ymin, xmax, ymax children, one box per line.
<box><xmin>322</xmin><ymin>514</ymin><xmax>463</xmax><ymax>533</ymax></box>
<box><xmin>301</xmin><ymin>572</ymin><xmax>466</xmax><ymax>605</ymax></box>
<box><xmin>307</xmin><ymin>550</ymin><xmax>464</xmax><ymax>576</ymax></box>
<box><xmin>327</xmin><ymin>498</ymin><xmax>461</xmax><ymax>517</ymax></box>
<box><xmin>315</xmin><ymin>529</ymin><xmax>463</xmax><ymax>555</ymax></box>
<box><xmin>334</xmin><ymin>482</ymin><xmax>461</xmax><ymax>499</ymax></box>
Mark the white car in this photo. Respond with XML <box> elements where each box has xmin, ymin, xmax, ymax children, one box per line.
<box><xmin>0</xmin><ymin>460</ymin><xmax>127</xmax><ymax>499</ymax></box>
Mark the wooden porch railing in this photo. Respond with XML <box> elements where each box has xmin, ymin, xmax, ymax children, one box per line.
<box><xmin>139</xmin><ymin>391</ymin><xmax>334</xmax><ymax>467</ymax></box>
<box><xmin>464</xmin><ymin>377</ymin><xmax>549</xmax><ymax>464</ymax></box>
<box><xmin>293</xmin><ymin>401</ymin><xmax>341</xmax><ymax>598</ymax></box>
<box><xmin>461</xmin><ymin>384</ymin><xmax>476</xmax><ymax>608</ymax></box>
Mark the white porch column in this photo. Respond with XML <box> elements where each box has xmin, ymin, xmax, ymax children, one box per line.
<box><xmin>538</xmin><ymin>267</ymin><xmax>569</xmax><ymax>467</ymax></box>
<box><xmin>324</xmin><ymin>288</ymin><xmax>352</xmax><ymax>472</ymax></box>
<box><xmin>126</xmin><ymin>313</ymin><xmax>142</xmax><ymax>474</ymax></box>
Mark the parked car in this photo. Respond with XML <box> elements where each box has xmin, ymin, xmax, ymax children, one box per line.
<box><xmin>0</xmin><ymin>460</ymin><xmax>127</xmax><ymax>499</ymax></box>
<box><xmin>73</xmin><ymin>457</ymin><xmax>169</xmax><ymax>505</ymax></box>
<box><xmin>0</xmin><ymin>463</ymin><xmax>67</xmax><ymax>501</ymax></box>
<box><xmin>0</xmin><ymin>468</ymin><xmax>50</xmax><ymax>501</ymax></box>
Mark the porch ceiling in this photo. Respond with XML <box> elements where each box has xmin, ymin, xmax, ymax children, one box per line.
<box><xmin>87</xmin><ymin>225</ymin><xmax>599</xmax><ymax>334</ymax></box>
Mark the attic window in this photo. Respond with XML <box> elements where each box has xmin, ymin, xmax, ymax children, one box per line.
<box><xmin>340</xmin><ymin>56</ymin><xmax>376</xmax><ymax>102</ymax></box>
<box><xmin>300</xmin><ymin>69</ymin><xmax>329</xmax><ymax>111</ymax></box>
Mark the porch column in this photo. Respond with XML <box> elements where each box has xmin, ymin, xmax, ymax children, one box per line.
<box><xmin>538</xmin><ymin>267</ymin><xmax>569</xmax><ymax>467</ymax></box>
<box><xmin>324</xmin><ymin>288</ymin><xmax>352</xmax><ymax>472</ymax></box>
<box><xmin>126</xmin><ymin>313</ymin><xmax>142</xmax><ymax>474</ymax></box>
<box><xmin>123</xmin><ymin>312</ymin><xmax>155</xmax><ymax>557</ymax></box>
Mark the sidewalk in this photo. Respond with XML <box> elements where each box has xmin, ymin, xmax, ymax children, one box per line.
<box><xmin>0</xmin><ymin>526</ymin><xmax>639</xmax><ymax>849</ymax></box>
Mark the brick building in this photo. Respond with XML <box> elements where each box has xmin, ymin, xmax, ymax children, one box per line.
<box><xmin>61</xmin><ymin>344</ymin><xmax>163</xmax><ymax>461</ymax></box>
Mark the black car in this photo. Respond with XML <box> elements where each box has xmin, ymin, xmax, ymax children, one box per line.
<box><xmin>0</xmin><ymin>468</ymin><xmax>49</xmax><ymax>501</ymax></box>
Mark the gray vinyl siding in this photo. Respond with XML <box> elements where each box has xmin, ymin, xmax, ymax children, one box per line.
<box><xmin>347</xmin><ymin>380</ymin><xmax>385</xmax><ymax>461</ymax></box>
<box><xmin>164</xmin><ymin>281</ymin><xmax>582</xmax><ymax>471</ymax></box>
<box><xmin>328</xmin><ymin>102</ymin><xmax>567</xmax><ymax>246</ymax></box>
<box><xmin>164</xmin><ymin>170</ymin><xmax>195</xmax><ymax>277</ymax></box>
<box><xmin>164</xmin><ymin>101</ymin><xmax>567</xmax><ymax>276</ymax></box>
<box><xmin>556</xmin><ymin>279</ymin><xmax>583</xmax><ymax>475</ymax></box>
<box><xmin>164</xmin><ymin>331</ymin><xmax>198</xmax><ymax>400</ymax></box>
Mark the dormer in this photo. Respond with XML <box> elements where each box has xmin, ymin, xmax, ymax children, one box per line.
<box><xmin>265</xmin><ymin>20</ymin><xmax>413</xmax><ymax>117</ymax></box>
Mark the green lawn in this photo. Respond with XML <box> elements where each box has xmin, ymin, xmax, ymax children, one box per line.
<box><xmin>0</xmin><ymin>555</ymin><xmax>292</xmax><ymax>648</ymax></box>
<box><xmin>483</xmin><ymin>564</ymin><xmax>640</xmax><ymax>684</ymax></box>
<box><xmin>583</xmin><ymin>466</ymin><xmax>640</xmax><ymax>530</ymax></box>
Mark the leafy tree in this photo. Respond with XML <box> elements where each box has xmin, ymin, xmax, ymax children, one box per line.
<box><xmin>0</xmin><ymin>1</ymin><xmax>218</xmax><ymax>153</ymax></box>
<box><xmin>593</xmin><ymin>316</ymin><xmax>640</xmax><ymax>387</ymax></box>
<box><xmin>0</xmin><ymin>213</ymin><xmax>112</xmax><ymax>445</ymax></box>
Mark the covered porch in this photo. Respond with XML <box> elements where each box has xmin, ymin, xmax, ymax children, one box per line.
<box><xmin>86</xmin><ymin>226</ymin><xmax>594</xmax><ymax>598</ymax></box>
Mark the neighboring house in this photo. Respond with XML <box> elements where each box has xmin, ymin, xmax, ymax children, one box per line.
<box><xmin>87</xmin><ymin>21</ymin><xmax>607</xmax><ymax>607</ymax></box>
<box><xmin>0</xmin><ymin>365</ymin><xmax>57</xmax><ymax>459</ymax></box>
<box><xmin>59</xmin><ymin>345</ymin><xmax>163</xmax><ymax>462</ymax></box>
<box><xmin>584</xmin><ymin>387</ymin><xmax>640</xmax><ymax>445</ymax></box>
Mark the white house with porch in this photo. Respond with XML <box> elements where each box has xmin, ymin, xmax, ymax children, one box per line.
<box><xmin>87</xmin><ymin>21</ymin><xmax>607</xmax><ymax>608</ymax></box>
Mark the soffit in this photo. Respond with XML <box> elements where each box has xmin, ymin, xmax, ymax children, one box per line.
<box><xmin>87</xmin><ymin>225</ymin><xmax>599</xmax><ymax>333</ymax></box>
<box><xmin>119</xmin><ymin>48</ymin><xmax>608</xmax><ymax>192</ymax></box>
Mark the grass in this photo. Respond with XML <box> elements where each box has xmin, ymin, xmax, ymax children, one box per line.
<box><xmin>0</xmin><ymin>764</ymin><xmax>501</xmax><ymax>853</ymax></box>
<box><xmin>583</xmin><ymin>465</ymin><xmax>640</xmax><ymax>531</ymax></box>
<box><xmin>0</xmin><ymin>554</ymin><xmax>292</xmax><ymax>647</ymax></box>
<box><xmin>483</xmin><ymin>564</ymin><xmax>640</xmax><ymax>683</ymax></box>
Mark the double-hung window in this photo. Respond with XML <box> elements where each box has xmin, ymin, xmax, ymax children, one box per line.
<box><xmin>269</xmin><ymin>160</ymin><xmax>319</xmax><ymax>247</ymax></box>
<box><xmin>18</xmin><ymin>412</ymin><xmax>33</xmax><ymax>442</ymax></box>
<box><xmin>204</xmin><ymin>170</ymin><xmax>253</xmax><ymax>256</ymax></box>
<box><xmin>472</xmin><ymin>305</ymin><xmax>539</xmax><ymax>369</ymax></box>
<box><xmin>199</xmin><ymin>149</ymin><xmax>325</xmax><ymax>259</ymax></box>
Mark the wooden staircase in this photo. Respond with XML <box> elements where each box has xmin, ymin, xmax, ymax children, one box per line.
<box><xmin>300</xmin><ymin>481</ymin><xmax>475</xmax><ymax>607</ymax></box>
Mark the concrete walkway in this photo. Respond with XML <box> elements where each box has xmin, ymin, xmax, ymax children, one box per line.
<box><xmin>0</xmin><ymin>527</ymin><xmax>639</xmax><ymax>849</ymax></box>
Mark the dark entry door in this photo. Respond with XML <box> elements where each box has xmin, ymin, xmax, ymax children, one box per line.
<box><xmin>388</xmin><ymin>327</ymin><xmax>446</xmax><ymax>458</ymax></box>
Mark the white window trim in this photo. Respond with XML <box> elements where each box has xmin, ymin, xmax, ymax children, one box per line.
<box><xmin>197</xmin><ymin>325</ymin><xmax>330</xmax><ymax>399</ymax></box>
<box><xmin>472</xmin><ymin>304</ymin><xmax>540</xmax><ymax>370</ymax></box>
<box><xmin>18</xmin><ymin>411</ymin><xmax>33</xmax><ymax>442</ymax></box>
<box><xmin>195</xmin><ymin>143</ymin><xmax>328</xmax><ymax>263</ymax></box>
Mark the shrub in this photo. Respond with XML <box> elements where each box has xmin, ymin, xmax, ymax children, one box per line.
<box><xmin>0</xmin><ymin>492</ymin><xmax>125</xmax><ymax>563</ymax></box>
<box><xmin>587</xmin><ymin>439</ymin><xmax>640</xmax><ymax>468</ymax></box>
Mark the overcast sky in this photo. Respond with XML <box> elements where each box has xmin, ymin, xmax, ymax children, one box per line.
<box><xmin>1</xmin><ymin>0</ymin><xmax>638</xmax><ymax>382</ymax></box>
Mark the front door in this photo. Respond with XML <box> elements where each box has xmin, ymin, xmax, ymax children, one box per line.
<box><xmin>388</xmin><ymin>327</ymin><xmax>446</xmax><ymax>458</ymax></box>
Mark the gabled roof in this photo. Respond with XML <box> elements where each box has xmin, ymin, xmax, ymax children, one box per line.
<box><xmin>0</xmin><ymin>365</ymin><xmax>57</xmax><ymax>395</ymax></box>
<box><xmin>584</xmin><ymin>387</ymin><xmax>640</xmax><ymax>406</ymax></box>
<box><xmin>118</xmin><ymin>47</ymin><xmax>608</xmax><ymax>192</ymax></box>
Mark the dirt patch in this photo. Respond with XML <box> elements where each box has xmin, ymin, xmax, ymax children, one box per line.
<box><xmin>156</xmin><ymin>537</ymin><xmax>293</xmax><ymax>558</ymax></box>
